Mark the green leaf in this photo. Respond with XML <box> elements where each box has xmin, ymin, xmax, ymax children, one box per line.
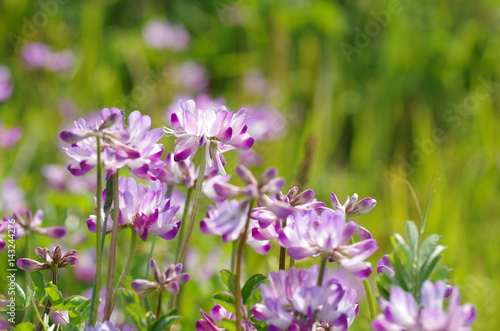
<box><xmin>219</xmin><ymin>318</ymin><xmax>237</xmax><ymax>331</ymax></box>
<box><xmin>45</xmin><ymin>283</ymin><xmax>64</xmax><ymax>309</ymax></box>
<box><xmin>418</xmin><ymin>234</ymin><xmax>440</xmax><ymax>269</ymax></box>
<box><xmin>213</xmin><ymin>292</ymin><xmax>235</xmax><ymax>306</ymax></box>
<box><xmin>31</xmin><ymin>271</ymin><xmax>46</xmax><ymax>302</ymax></box>
<box><xmin>118</xmin><ymin>288</ymin><xmax>140</xmax><ymax>306</ymax></box>
<box><xmin>60</xmin><ymin>295</ymin><xmax>91</xmax><ymax>311</ymax></box>
<box><xmin>14</xmin><ymin>323</ymin><xmax>34</xmax><ymax>331</ymax></box>
<box><xmin>125</xmin><ymin>303</ymin><xmax>148</xmax><ymax>330</ymax></box>
<box><xmin>14</xmin><ymin>282</ymin><xmax>27</xmax><ymax>308</ymax></box>
<box><xmin>405</xmin><ymin>220</ymin><xmax>419</xmax><ymax>257</ymax></box>
<box><xmin>63</xmin><ymin>323</ymin><xmax>81</xmax><ymax>331</ymax></box>
<box><xmin>219</xmin><ymin>269</ymin><xmax>235</xmax><ymax>294</ymax></box>
<box><xmin>148</xmin><ymin>314</ymin><xmax>183</xmax><ymax>331</ymax></box>
<box><xmin>241</xmin><ymin>274</ymin><xmax>266</xmax><ymax>305</ymax></box>
<box><xmin>419</xmin><ymin>246</ymin><xmax>446</xmax><ymax>284</ymax></box>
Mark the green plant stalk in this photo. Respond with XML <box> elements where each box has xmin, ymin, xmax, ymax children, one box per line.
<box><xmin>31</xmin><ymin>295</ymin><xmax>46</xmax><ymax>331</ymax></box>
<box><xmin>279</xmin><ymin>219</ymin><xmax>287</xmax><ymax>270</ymax></box>
<box><xmin>88</xmin><ymin>137</ymin><xmax>103</xmax><ymax>326</ymax></box>
<box><xmin>174</xmin><ymin>187</ymin><xmax>193</xmax><ymax>261</ymax></box>
<box><xmin>231</xmin><ymin>241</ymin><xmax>237</xmax><ymax>272</ymax></box>
<box><xmin>350</xmin><ymin>237</ymin><xmax>377</xmax><ymax>319</ymax></box>
<box><xmin>176</xmin><ymin>148</ymin><xmax>207</xmax><ymax>265</ymax></box>
<box><xmin>111</xmin><ymin>228</ymin><xmax>138</xmax><ymax>311</ymax></box>
<box><xmin>317</xmin><ymin>255</ymin><xmax>327</xmax><ymax>286</ymax></box>
<box><xmin>36</xmin><ymin>268</ymin><xmax>57</xmax><ymax>331</ymax></box>
<box><xmin>104</xmin><ymin>172</ymin><xmax>120</xmax><ymax>320</ymax></box>
<box><xmin>234</xmin><ymin>200</ymin><xmax>254</xmax><ymax>331</ymax></box>
<box><xmin>156</xmin><ymin>290</ymin><xmax>163</xmax><ymax>319</ymax></box>
<box><xmin>289</xmin><ymin>256</ymin><xmax>295</xmax><ymax>269</ymax></box>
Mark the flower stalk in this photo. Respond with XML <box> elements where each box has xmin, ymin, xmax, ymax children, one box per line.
<box><xmin>111</xmin><ymin>228</ymin><xmax>138</xmax><ymax>312</ymax></box>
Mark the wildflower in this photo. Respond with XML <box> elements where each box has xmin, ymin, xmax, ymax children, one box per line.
<box><xmin>245</xmin><ymin>106</ymin><xmax>286</xmax><ymax>141</ymax></box>
<box><xmin>0</xmin><ymin>122</ymin><xmax>22</xmax><ymax>148</ymax></box>
<box><xmin>21</xmin><ymin>42</ymin><xmax>74</xmax><ymax>71</ymax></box>
<box><xmin>372</xmin><ymin>280</ymin><xmax>476</xmax><ymax>331</ymax></box>
<box><xmin>174</xmin><ymin>61</ymin><xmax>209</xmax><ymax>92</ymax></box>
<box><xmin>5</xmin><ymin>209</ymin><xmax>66</xmax><ymax>240</ymax></box>
<box><xmin>200</xmin><ymin>199</ymin><xmax>271</xmax><ymax>254</ymax></box>
<box><xmin>60</xmin><ymin>109</ymin><xmax>164</xmax><ymax>179</ymax></box>
<box><xmin>154</xmin><ymin>151</ymin><xmax>196</xmax><ymax>187</ymax></box>
<box><xmin>131</xmin><ymin>259</ymin><xmax>190</xmax><ymax>299</ymax></box>
<box><xmin>142</xmin><ymin>19</ymin><xmax>190</xmax><ymax>51</ymax></box>
<box><xmin>17</xmin><ymin>245</ymin><xmax>78</xmax><ymax>272</ymax></box>
<box><xmin>252</xmin><ymin>266</ymin><xmax>358</xmax><ymax>331</ymax></box>
<box><xmin>278</xmin><ymin>209</ymin><xmax>377</xmax><ymax>279</ymax></box>
<box><xmin>164</xmin><ymin>100</ymin><xmax>254</xmax><ymax>174</ymax></box>
<box><xmin>376</xmin><ymin>255</ymin><xmax>394</xmax><ymax>276</ymax></box>
<box><xmin>196</xmin><ymin>304</ymin><xmax>256</xmax><ymax>331</ymax></box>
<box><xmin>330</xmin><ymin>192</ymin><xmax>377</xmax><ymax>217</ymax></box>
<box><xmin>87</xmin><ymin>176</ymin><xmax>180</xmax><ymax>241</ymax></box>
<box><xmin>0</xmin><ymin>66</ymin><xmax>13</xmax><ymax>103</ymax></box>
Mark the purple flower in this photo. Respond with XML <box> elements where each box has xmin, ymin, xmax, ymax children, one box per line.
<box><xmin>154</xmin><ymin>151</ymin><xmax>196</xmax><ymax>187</ymax></box>
<box><xmin>142</xmin><ymin>19</ymin><xmax>190</xmax><ymax>51</ymax></box>
<box><xmin>174</xmin><ymin>61</ymin><xmax>209</xmax><ymax>92</ymax></box>
<box><xmin>278</xmin><ymin>209</ymin><xmax>377</xmax><ymax>279</ymax></box>
<box><xmin>331</xmin><ymin>192</ymin><xmax>377</xmax><ymax>217</ymax></box>
<box><xmin>5</xmin><ymin>209</ymin><xmax>66</xmax><ymax>240</ymax></box>
<box><xmin>21</xmin><ymin>42</ymin><xmax>74</xmax><ymax>71</ymax></box>
<box><xmin>0</xmin><ymin>66</ymin><xmax>13</xmax><ymax>103</ymax></box>
<box><xmin>252</xmin><ymin>266</ymin><xmax>358</xmax><ymax>331</ymax></box>
<box><xmin>245</xmin><ymin>106</ymin><xmax>286</xmax><ymax>142</ymax></box>
<box><xmin>17</xmin><ymin>245</ymin><xmax>78</xmax><ymax>272</ymax></box>
<box><xmin>196</xmin><ymin>304</ymin><xmax>256</xmax><ymax>331</ymax></box>
<box><xmin>200</xmin><ymin>199</ymin><xmax>271</xmax><ymax>254</ymax></box>
<box><xmin>164</xmin><ymin>94</ymin><xmax>226</xmax><ymax>127</ymax></box>
<box><xmin>372</xmin><ymin>280</ymin><xmax>476</xmax><ymax>331</ymax></box>
<box><xmin>164</xmin><ymin>100</ymin><xmax>254</xmax><ymax>174</ymax></box>
<box><xmin>87</xmin><ymin>176</ymin><xmax>180</xmax><ymax>241</ymax></box>
<box><xmin>211</xmin><ymin>166</ymin><xmax>286</xmax><ymax>205</ymax></box>
<box><xmin>84</xmin><ymin>321</ymin><xmax>135</xmax><ymax>331</ymax></box>
<box><xmin>377</xmin><ymin>255</ymin><xmax>394</xmax><ymax>276</ymax></box>
<box><xmin>60</xmin><ymin>109</ymin><xmax>164</xmax><ymax>179</ymax></box>
<box><xmin>1</xmin><ymin>178</ymin><xmax>27</xmax><ymax>214</ymax></box>
<box><xmin>0</xmin><ymin>122</ymin><xmax>22</xmax><ymax>148</ymax></box>
<box><xmin>42</xmin><ymin>164</ymin><xmax>96</xmax><ymax>193</ymax></box>
<box><xmin>131</xmin><ymin>259</ymin><xmax>190</xmax><ymax>299</ymax></box>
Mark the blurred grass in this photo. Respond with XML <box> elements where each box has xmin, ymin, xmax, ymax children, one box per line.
<box><xmin>1</xmin><ymin>0</ymin><xmax>500</xmax><ymax>329</ymax></box>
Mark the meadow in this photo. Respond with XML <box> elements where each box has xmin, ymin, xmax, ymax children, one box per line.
<box><xmin>1</xmin><ymin>0</ymin><xmax>499</xmax><ymax>330</ymax></box>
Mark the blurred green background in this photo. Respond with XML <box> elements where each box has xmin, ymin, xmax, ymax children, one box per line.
<box><xmin>1</xmin><ymin>0</ymin><xmax>499</xmax><ymax>329</ymax></box>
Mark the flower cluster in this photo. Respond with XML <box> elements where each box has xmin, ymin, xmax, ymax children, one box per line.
<box><xmin>372</xmin><ymin>280</ymin><xmax>476</xmax><ymax>331</ymax></box>
<box><xmin>87</xmin><ymin>176</ymin><xmax>180</xmax><ymax>241</ymax></box>
<box><xmin>253</xmin><ymin>266</ymin><xmax>359</xmax><ymax>331</ymax></box>
<box><xmin>17</xmin><ymin>245</ymin><xmax>78</xmax><ymax>272</ymax></box>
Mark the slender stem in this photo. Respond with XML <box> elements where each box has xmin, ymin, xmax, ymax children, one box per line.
<box><xmin>278</xmin><ymin>219</ymin><xmax>287</xmax><ymax>270</ymax></box>
<box><xmin>111</xmin><ymin>228</ymin><xmax>138</xmax><ymax>311</ymax></box>
<box><xmin>36</xmin><ymin>269</ymin><xmax>57</xmax><ymax>331</ymax></box>
<box><xmin>317</xmin><ymin>255</ymin><xmax>327</xmax><ymax>286</ymax></box>
<box><xmin>176</xmin><ymin>150</ymin><xmax>206</xmax><ymax>265</ymax></box>
<box><xmin>146</xmin><ymin>236</ymin><xmax>157</xmax><ymax>279</ymax></box>
<box><xmin>156</xmin><ymin>290</ymin><xmax>163</xmax><ymax>319</ymax></box>
<box><xmin>349</xmin><ymin>237</ymin><xmax>377</xmax><ymax>319</ymax></box>
<box><xmin>174</xmin><ymin>187</ymin><xmax>193</xmax><ymax>261</ymax></box>
<box><xmin>234</xmin><ymin>200</ymin><xmax>254</xmax><ymax>331</ymax></box>
<box><xmin>104</xmin><ymin>172</ymin><xmax>120</xmax><ymax>320</ymax></box>
<box><xmin>32</xmin><ymin>295</ymin><xmax>47</xmax><ymax>331</ymax></box>
<box><xmin>88</xmin><ymin>137</ymin><xmax>102</xmax><ymax>326</ymax></box>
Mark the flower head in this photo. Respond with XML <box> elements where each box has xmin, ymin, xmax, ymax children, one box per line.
<box><xmin>372</xmin><ymin>280</ymin><xmax>476</xmax><ymax>331</ymax></box>
<box><xmin>0</xmin><ymin>122</ymin><xmax>22</xmax><ymax>148</ymax></box>
<box><xmin>278</xmin><ymin>209</ymin><xmax>377</xmax><ymax>279</ymax></box>
<box><xmin>21</xmin><ymin>42</ymin><xmax>74</xmax><ymax>71</ymax></box>
<box><xmin>142</xmin><ymin>19</ymin><xmax>190</xmax><ymax>51</ymax></box>
<box><xmin>60</xmin><ymin>109</ymin><xmax>164</xmax><ymax>179</ymax></box>
<box><xmin>87</xmin><ymin>176</ymin><xmax>180</xmax><ymax>241</ymax></box>
<box><xmin>17</xmin><ymin>245</ymin><xmax>78</xmax><ymax>272</ymax></box>
<box><xmin>331</xmin><ymin>192</ymin><xmax>377</xmax><ymax>217</ymax></box>
<box><xmin>131</xmin><ymin>259</ymin><xmax>190</xmax><ymax>299</ymax></box>
<box><xmin>163</xmin><ymin>99</ymin><xmax>254</xmax><ymax>174</ymax></box>
<box><xmin>252</xmin><ymin>265</ymin><xmax>359</xmax><ymax>331</ymax></box>
<box><xmin>5</xmin><ymin>209</ymin><xmax>66</xmax><ymax>240</ymax></box>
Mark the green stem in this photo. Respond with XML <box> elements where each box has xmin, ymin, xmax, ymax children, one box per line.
<box><xmin>104</xmin><ymin>172</ymin><xmax>120</xmax><ymax>320</ymax></box>
<box><xmin>88</xmin><ymin>137</ymin><xmax>103</xmax><ymax>326</ymax></box>
<box><xmin>317</xmin><ymin>255</ymin><xmax>327</xmax><ymax>286</ymax></box>
<box><xmin>234</xmin><ymin>200</ymin><xmax>254</xmax><ymax>331</ymax></box>
<box><xmin>231</xmin><ymin>241</ymin><xmax>237</xmax><ymax>272</ymax></box>
<box><xmin>176</xmin><ymin>149</ymin><xmax>206</xmax><ymax>265</ymax></box>
<box><xmin>174</xmin><ymin>187</ymin><xmax>193</xmax><ymax>261</ymax></box>
<box><xmin>278</xmin><ymin>219</ymin><xmax>287</xmax><ymax>270</ymax></box>
<box><xmin>289</xmin><ymin>256</ymin><xmax>295</xmax><ymax>270</ymax></box>
<box><xmin>36</xmin><ymin>269</ymin><xmax>57</xmax><ymax>331</ymax></box>
<box><xmin>350</xmin><ymin>237</ymin><xmax>377</xmax><ymax>319</ymax></box>
<box><xmin>156</xmin><ymin>290</ymin><xmax>163</xmax><ymax>319</ymax></box>
<box><xmin>111</xmin><ymin>228</ymin><xmax>138</xmax><ymax>311</ymax></box>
